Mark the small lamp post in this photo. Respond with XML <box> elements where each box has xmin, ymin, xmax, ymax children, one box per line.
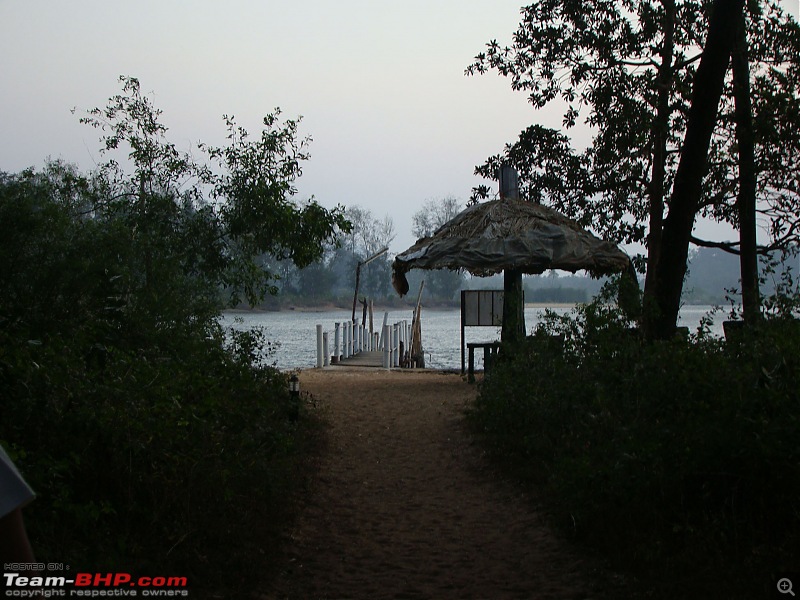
<box><xmin>288</xmin><ymin>374</ymin><xmax>300</xmax><ymax>421</ymax></box>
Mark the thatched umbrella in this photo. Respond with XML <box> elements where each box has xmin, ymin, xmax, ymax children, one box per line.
<box><xmin>392</xmin><ymin>197</ymin><xmax>633</xmax><ymax>342</ymax></box>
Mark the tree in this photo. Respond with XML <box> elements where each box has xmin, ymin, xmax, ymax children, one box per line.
<box><xmin>80</xmin><ymin>76</ymin><xmax>350</xmax><ymax>308</ymax></box>
<box><xmin>412</xmin><ymin>196</ymin><xmax>462</xmax><ymax>238</ymax></box>
<box><xmin>342</xmin><ymin>206</ymin><xmax>396</xmax><ymax>299</ymax></box>
<box><xmin>468</xmin><ymin>0</ymin><xmax>697</xmax><ymax>280</ymax></box>
<box><xmin>468</xmin><ymin>0</ymin><xmax>800</xmax><ymax>329</ymax></box>
<box><xmin>648</xmin><ymin>0</ymin><xmax>746</xmax><ymax>339</ymax></box>
<box><xmin>411</xmin><ymin>196</ymin><xmax>466</xmax><ymax>301</ymax></box>
<box><xmin>732</xmin><ymin>7</ymin><xmax>760</xmax><ymax>324</ymax></box>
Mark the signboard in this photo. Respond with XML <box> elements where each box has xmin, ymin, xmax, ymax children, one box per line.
<box><xmin>460</xmin><ymin>290</ymin><xmax>505</xmax><ymax>374</ymax></box>
<box><xmin>462</xmin><ymin>290</ymin><xmax>504</xmax><ymax>327</ymax></box>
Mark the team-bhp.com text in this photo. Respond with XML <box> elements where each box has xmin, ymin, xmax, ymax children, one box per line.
<box><xmin>3</xmin><ymin>573</ymin><xmax>189</xmax><ymax>597</ymax></box>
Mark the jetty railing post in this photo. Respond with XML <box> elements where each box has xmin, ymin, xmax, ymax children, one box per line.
<box><xmin>333</xmin><ymin>322</ymin><xmax>341</xmax><ymax>364</ymax></box>
<box><xmin>349</xmin><ymin>321</ymin><xmax>354</xmax><ymax>357</ymax></box>
<box><xmin>390</xmin><ymin>324</ymin><xmax>395</xmax><ymax>366</ymax></box>
<box><xmin>403</xmin><ymin>320</ymin><xmax>409</xmax><ymax>365</ymax></box>
<box><xmin>398</xmin><ymin>320</ymin><xmax>405</xmax><ymax>367</ymax></box>
<box><xmin>379</xmin><ymin>312</ymin><xmax>389</xmax><ymax>349</ymax></box>
<box><xmin>392</xmin><ymin>323</ymin><xmax>399</xmax><ymax>367</ymax></box>
<box><xmin>397</xmin><ymin>323</ymin><xmax>402</xmax><ymax>367</ymax></box>
<box><xmin>383</xmin><ymin>324</ymin><xmax>391</xmax><ymax>369</ymax></box>
<box><xmin>323</xmin><ymin>332</ymin><xmax>330</xmax><ymax>367</ymax></box>
<box><xmin>316</xmin><ymin>324</ymin><xmax>324</xmax><ymax>369</ymax></box>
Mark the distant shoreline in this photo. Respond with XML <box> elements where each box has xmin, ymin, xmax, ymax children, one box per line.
<box><xmin>225</xmin><ymin>302</ymin><xmax>717</xmax><ymax>314</ymax></box>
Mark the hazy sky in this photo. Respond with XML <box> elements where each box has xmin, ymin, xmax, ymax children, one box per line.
<box><xmin>1</xmin><ymin>1</ymin><xmax>797</xmax><ymax>252</ymax></box>
<box><xmin>1</xmin><ymin>0</ymin><xmax>546</xmax><ymax>251</ymax></box>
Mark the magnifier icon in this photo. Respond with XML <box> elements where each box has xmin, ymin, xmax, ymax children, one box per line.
<box><xmin>778</xmin><ymin>578</ymin><xmax>796</xmax><ymax>596</ymax></box>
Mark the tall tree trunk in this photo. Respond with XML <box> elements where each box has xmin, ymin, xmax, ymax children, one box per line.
<box><xmin>499</xmin><ymin>164</ymin><xmax>526</xmax><ymax>345</ymax></box>
<box><xmin>138</xmin><ymin>171</ymin><xmax>153</xmax><ymax>294</ymax></box>
<box><xmin>502</xmin><ymin>268</ymin><xmax>525</xmax><ymax>344</ymax></box>
<box><xmin>732</xmin><ymin>8</ymin><xmax>761</xmax><ymax>324</ymax></box>
<box><xmin>647</xmin><ymin>0</ymin><xmax>745</xmax><ymax>340</ymax></box>
<box><xmin>643</xmin><ymin>0</ymin><xmax>676</xmax><ymax>325</ymax></box>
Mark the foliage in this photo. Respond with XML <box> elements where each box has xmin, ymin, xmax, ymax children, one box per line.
<box><xmin>80</xmin><ymin>75</ymin><xmax>350</xmax><ymax>307</ymax></box>
<box><xmin>0</xmin><ymin>76</ymin><xmax>342</xmax><ymax>594</ymax></box>
<box><xmin>468</xmin><ymin>0</ymin><xmax>691</xmax><ymax>246</ymax></box>
<box><xmin>411</xmin><ymin>196</ymin><xmax>463</xmax><ymax>239</ymax></box>
<box><xmin>410</xmin><ymin>196</ymin><xmax>466</xmax><ymax>301</ymax></box>
<box><xmin>468</xmin><ymin>285</ymin><xmax>800</xmax><ymax>598</ymax></box>
<box><xmin>468</xmin><ymin>0</ymin><xmax>800</xmax><ymax>283</ymax></box>
<box><xmin>339</xmin><ymin>206</ymin><xmax>396</xmax><ymax>300</ymax></box>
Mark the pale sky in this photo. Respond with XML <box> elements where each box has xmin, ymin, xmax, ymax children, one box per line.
<box><xmin>0</xmin><ymin>0</ymin><xmax>546</xmax><ymax>251</ymax></box>
<box><xmin>1</xmin><ymin>1</ymin><xmax>796</xmax><ymax>253</ymax></box>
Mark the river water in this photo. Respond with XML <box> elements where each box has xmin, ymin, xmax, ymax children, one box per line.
<box><xmin>221</xmin><ymin>305</ymin><xmax>723</xmax><ymax>371</ymax></box>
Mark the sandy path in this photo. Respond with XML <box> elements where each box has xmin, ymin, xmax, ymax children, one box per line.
<box><xmin>265</xmin><ymin>369</ymin><xmax>606</xmax><ymax>600</ymax></box>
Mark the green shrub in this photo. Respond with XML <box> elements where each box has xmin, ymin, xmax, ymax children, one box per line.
<box><xmin>0</xmin><ymin>166</ymin><xmax>314</xmax><ymax>595</ymax></box>
<box><xmin>469</xmin><ymin>292</ymin><xmax>800</xmax><ymax>599</ymax></box>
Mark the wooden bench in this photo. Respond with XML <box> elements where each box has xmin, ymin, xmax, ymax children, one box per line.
<box><xmin>466</xmin><ymin>342</ymin><xmax>501</xmax><ymax>383</ymax></box>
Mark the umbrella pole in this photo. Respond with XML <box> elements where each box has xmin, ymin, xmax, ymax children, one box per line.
<box><xmin>502</xmin><ymin>268</ymin><xmax>525</xmax><ymax>344</ymax></box>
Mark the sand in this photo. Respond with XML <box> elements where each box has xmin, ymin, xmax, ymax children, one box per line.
<box><xmin>263</xmin><ymin>368</ymin><xmax>610</xmax><ymax>600</ymax></box>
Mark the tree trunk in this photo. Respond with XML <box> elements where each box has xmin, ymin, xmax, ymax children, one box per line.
<box><xmin>643</xmin><ymin>0</ymin><xmax>676</xmax><ymax>325</ymax></box>
<box><xmin>502</xmin><ymin>268</ymin><xmax>525</xmax><ymax>344</ymax></box>
<box><xmin>647</xmin><ymin>0</ymin><xmax>745</xmax><ymax>340</ymax></box>
<box><xmin>732</xmin><ymin>8</ymin><xmax>761</xmax><ymax>325</ymax></box>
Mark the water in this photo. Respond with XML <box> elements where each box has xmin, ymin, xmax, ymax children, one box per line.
<box><xmin>222</xmin><ymin>305</ymin><xmax>724</xmax><ymax>371</ymax></box>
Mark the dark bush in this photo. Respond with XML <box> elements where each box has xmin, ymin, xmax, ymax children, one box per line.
<box><xmin>0</xmin><ymin>167</ymin><xmax>313</xmax><ymax>594</ymax></box>
<box><xmin>469</xmin><ymin>292</ymin><xmax>800</xmax><ymax>599</ymax></box>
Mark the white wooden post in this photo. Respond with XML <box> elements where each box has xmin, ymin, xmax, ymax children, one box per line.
<box><xmin>379</xmin><ymin>312</ymin><xmax>389</xmax><ymax>349</ymax></box>
<box><xmin>392</xmin><ymin>323</ymin><xmax>400</xmax><ymax>367</ymax></box>
<box><xmin>323</xmin><ymin>332</ymin><xmax>330</xmax><ymax>367</ymax></box>
<box><xmin>316</xmin><ymin>324</ymin><xmax>324</xmax><ymax>368</ymax></box>
<box><xmin>349</xmin><ymin>321</ymin><xmax>354</xmax><ymax>357</ymax></box>
<box><xmin>402</xmin><ymin>320</ymin><xmax>408</xmax><ymax>361</ymax></box>
<box><xmin>333</xmin><ymin>322</ymin><xmax>341</xmax><ymax>363</ymax></box>
<box><xmin>383</xmin><ymin>324</ymin><xmax>391</xmax><ymax>369</ymax></box>
<box><xmin>348</xmin><ymin>321</ymin><xmax>352</xmax><ymax>356</ymax></box>
<box><xmin>397</xmin><ymin>321</ymin><xmax>403</xmax><ymax>367</ymax></box>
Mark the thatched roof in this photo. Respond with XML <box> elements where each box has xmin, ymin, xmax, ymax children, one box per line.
<box><xmin>392</xmin><ymin>199</ymin><xmax>631</xmax><ymax>296</ymax></box>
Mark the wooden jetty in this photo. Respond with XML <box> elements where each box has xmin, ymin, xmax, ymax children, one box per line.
<box><xmin>316</xmin><ymin>283</ymin><xmax>426</xmax><ymax>370</ymax></box>
<box><xmin>315</xmin><ymin>317</ymin><xmax>420</xmax><ymax>370</ymax></box>
<box><xmin>334</xmin><ymin>351</ymin><xmax>385</xmax><ymax>368</ymax></box>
